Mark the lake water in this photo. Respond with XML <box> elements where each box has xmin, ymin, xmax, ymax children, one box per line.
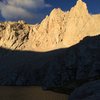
<box><xmin>0</xmin><ymin>86</ymin><xmax>68</xmax><ymax>100</ymax></box>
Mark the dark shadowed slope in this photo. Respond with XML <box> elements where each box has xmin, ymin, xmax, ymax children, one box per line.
<box><xmin>69</xmin><ymin>80</ymin><xmax>100</xmax><ymax>100</ymax></box>
<box><xmin>0</xmin><ymin>35</ymin><xmax>100</xmax><ymax>95</ymax></box>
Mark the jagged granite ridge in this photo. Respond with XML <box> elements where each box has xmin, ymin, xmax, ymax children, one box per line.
<box><xmin>0</xmin><ymin>0</ymin><xmax>100</xmax><ymax>51</ymax></box>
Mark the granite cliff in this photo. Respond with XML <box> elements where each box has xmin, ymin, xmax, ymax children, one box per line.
<box><xmin>0</xmin><ymin>0</ymin><xmax>100</xmax><ymax>99</ymax></box>
<box><xmin>0</xmin><ymin>0</ymin><xmax>100</xmax><ymax>51</ymax></box>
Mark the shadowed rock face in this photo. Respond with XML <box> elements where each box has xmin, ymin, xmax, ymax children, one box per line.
<box><xmin>69</xmin><ymin>80</ymin><xmax>100</xmax><ymax>100</ymax></box>
<box><xmin>0</xmin><ymin>0</ymin><xmax>100</xmax><ymax>51</ymax></box>
<box><xmin>0</xmin><ymin>35</ymin><xmax>100</xmax><ymax>95</ymax></box>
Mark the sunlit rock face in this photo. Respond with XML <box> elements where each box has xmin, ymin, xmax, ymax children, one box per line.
<box><xmin>0</xmin><ymin>0</ymin><xmax>100</xmax><ymax>51</ymax></box>
<box><xmin>28</xmin><ymin>0</ymin><xmax>100</xmax><ymax>51</ymax></box>
<box><xmin>0</xmin><ymin>21</ymin><xmax>30</xmax><ymax>50</ymax></box>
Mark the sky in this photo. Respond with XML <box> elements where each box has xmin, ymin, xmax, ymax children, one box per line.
<box><xmin>0</xmin><ymin>0</ymin><xmax>100</xmax><ymax>24</ymax></box>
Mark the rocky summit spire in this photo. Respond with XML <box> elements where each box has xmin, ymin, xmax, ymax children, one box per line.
<box><xmin>77</xmin><ymin>0</ymin><xmax>84</xmax><ymax>4</ymax></box>
<box><xmin>72</xmin><ymin>0</ymin><xmax>88</xmax><ymax>14</ymax></box>
<box><xmin>76</xmin><ymin>0</ymin><xmax>86</xmax><ymax>7</ymax></box>
<box><xmin>78</xmin><ymin>0</ymin><xmax>83</xmax><ymax>1</ymax></box>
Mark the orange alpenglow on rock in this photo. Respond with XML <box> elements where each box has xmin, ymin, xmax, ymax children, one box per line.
<box><xmin>0</xmin><ymin>0</ymin><xmax>100</xmax><ymax>51</ymax></box>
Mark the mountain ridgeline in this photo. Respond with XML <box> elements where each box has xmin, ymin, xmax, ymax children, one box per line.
<box><xmin>0</xmin><ymin>0</ymin><xmax>100</xmax><ymax>98</ymax></box>
<box><xmin>0</xmin><ymin>0</ymin><xmax>100</xmax><ymax>51</ymax></box>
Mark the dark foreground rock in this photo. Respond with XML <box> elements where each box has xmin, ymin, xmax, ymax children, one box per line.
<box><xmin>69</xmin><ymin>80</ymin><xmax>100</xmax><ymax>100</ymax></box>
<box><xmin>0</xmin><ymin>35</ymin><xmax>100</xmax><ymax>95</ymax></box>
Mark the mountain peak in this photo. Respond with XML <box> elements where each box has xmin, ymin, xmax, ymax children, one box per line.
<box><xmin>77</xmin><ymin>0</ymin><xmax>84</xmax><ymax>4</ymax></box>
<box><xmin>0</xmin><ymin>0</ymin><xmax>100</xmax><ymax>51</ymax></box>
<box><xmin>75</xmin><ymin>0</ymin><xmax>87</xmax><ymax>9</ymax></box>
<box><xmin>50</xmin><ymin>8</ymin><xmax>64</xmax><ymax>16</ymax></box>
<box><xmin>77</xmin><ymin>0</ymin><xmax>83</xmax><ymax>2</ymax></box>
<box><xmin>69</xmin><ymin>0</ymin><xmax>88</xmax><ymax>17</ymax></box>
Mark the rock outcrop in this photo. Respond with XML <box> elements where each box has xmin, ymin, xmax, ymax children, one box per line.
<box><xmin>0</xmin><ymin>21</ymin><xmax>30</xmax><ymax>50</ymax></box>
<box><xmin>69</xmin><ymin>80</ymin><xmax>100</xmax><ymax>100</ymax></box>
<box><xmin>0</xmin><ymin>0</ymin><xmax>100</xmax><ymax>51</ymax></box>
<box><xmin>0</xmin><ymin>0</ymin><xmax>100</xmax><ymax>99</ymax></box>
<box><xmin>0</xmin><ymin>35</ymin><xmax>100</xmax><ymax>95</ymax></box>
